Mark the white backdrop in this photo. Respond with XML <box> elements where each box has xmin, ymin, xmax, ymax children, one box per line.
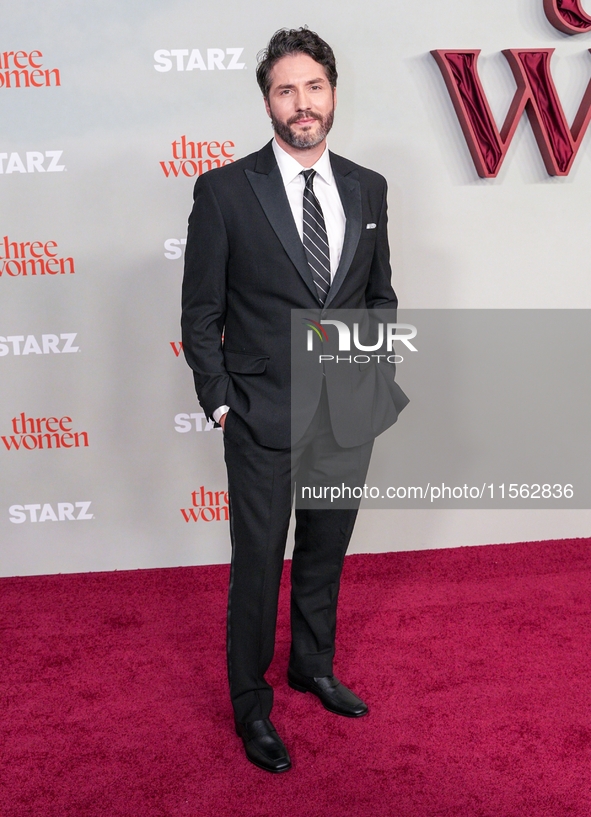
<box><xmin>2</xmin><ymin>0</ymin><xmax>590</xmax><ymax>577</ymax></box>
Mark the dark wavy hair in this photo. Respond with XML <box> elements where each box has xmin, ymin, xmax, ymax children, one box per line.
<box><xmin>256</xmin><ymin>27</ymin><xmax>338</xmax><ymax>98</ymax></box>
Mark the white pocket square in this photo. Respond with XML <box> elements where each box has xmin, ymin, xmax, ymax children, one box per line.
<box><xmin>366</xmin><ymin>223</ymin><xmax>376</xmax><ymax>229</ymax></box>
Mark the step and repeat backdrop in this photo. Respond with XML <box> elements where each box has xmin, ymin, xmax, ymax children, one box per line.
<box><xmin>2</xmin><ymin>0</ymin><xmax>591</xmax><ymax>577</ymax></box>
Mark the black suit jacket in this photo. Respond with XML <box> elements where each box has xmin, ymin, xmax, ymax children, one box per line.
<box><xmin>181</xmin><ymin>140</ymin><xmax>408</xmax><ymax>450</ymax></box>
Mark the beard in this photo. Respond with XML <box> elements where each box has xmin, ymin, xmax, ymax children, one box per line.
<box><xmin>271</xmin><ymin>107</ymin><xmax>335</xmax><ymax>150</ymax></box>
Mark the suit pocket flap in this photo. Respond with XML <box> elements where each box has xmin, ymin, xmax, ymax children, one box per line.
<box><xmin>224</xmin><ymin>351</ymin><xmax>268</xmax><ymax>374</ymax></box>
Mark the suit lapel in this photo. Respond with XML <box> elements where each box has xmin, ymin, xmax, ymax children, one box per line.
<box><xmin>244</xmin><ymin>143</ymin><xmax>363</xmax><ymax>308</ymax></box>
<box><xmin>325</xmin><ymin>154</ymin><xmax>362</xmax><ymax>307</ymax></box>
<box><xmin>245</xmin><ymin>143</ymin><xmax>318</xmax><ymax>301</ymax></box>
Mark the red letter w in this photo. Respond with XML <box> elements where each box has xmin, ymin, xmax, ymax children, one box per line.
<box><xmin>431</xmin><ymin>49</ymin><xmax>591</xmax><ymax>177</ymax></box>
<box><xmin>160</xmin><ymin>161</ymin><xmax>181</xmax><ymax>177</ymax></box>
<box><xmin>1</xmin><ymin>435</ymin><xmax>21</xmax><ymax>450</ymax></box>
<box><xmin>180</xmin><ymin>508</ymin><xmax>200</xmax><ymax>522</ymax></box>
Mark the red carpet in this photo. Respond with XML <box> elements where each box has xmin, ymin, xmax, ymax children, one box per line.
<box><xmin>1</xmin><ymin>539</ymin><xmax>591</xmax><ymax>817</ymax></box>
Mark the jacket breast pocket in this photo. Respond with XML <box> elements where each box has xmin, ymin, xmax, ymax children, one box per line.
<box><xmin>224</xmin><ymin>351</ymin><xmax>268</xmax><ymax>374</ymax></box>
<box><xmin>359</xmin><ymin>225</ymin><xmax>378</xmax><ymax>241</ymax></box>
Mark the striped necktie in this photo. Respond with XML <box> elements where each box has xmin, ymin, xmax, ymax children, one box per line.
<box><xmin>301</xmin><ymin>169</ymin><xmax>330</xmax><ymax>306</ymax></box>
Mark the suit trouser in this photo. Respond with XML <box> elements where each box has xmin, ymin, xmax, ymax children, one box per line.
<box><xmin>223</xmin><ymin>387</ymin><xmax>374</xmax><ymax>723</ymax></box>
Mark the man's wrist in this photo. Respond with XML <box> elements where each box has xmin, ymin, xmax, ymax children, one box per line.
<box><xmin>212</xmin><ymin>405</ymin><xmax>230</xmax><ymax>424</ymax></box>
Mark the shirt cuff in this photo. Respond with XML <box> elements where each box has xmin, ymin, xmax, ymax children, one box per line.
<box><xmin>212</xmin><ymin>405</ymin><xmax>230</xmax><ymax>424</ymax></box>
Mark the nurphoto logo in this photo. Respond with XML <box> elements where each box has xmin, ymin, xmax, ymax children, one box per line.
<box><xmin>303</xmin><ymin>318</ymin><xmax>418</xmax><ymax>364</ymax></box>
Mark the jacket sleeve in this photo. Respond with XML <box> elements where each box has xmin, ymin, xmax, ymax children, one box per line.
<box><xmin>181</xmin><ymin>173</ymin><xmax>231</xmax><ymax>419</ymax></box>
<box><xmin>364</xmin><ymin>179</ymin><xmax>398</xmax><ymax>312</ymax></box>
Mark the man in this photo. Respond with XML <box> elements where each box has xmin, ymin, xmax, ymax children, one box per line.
<box><xmin>182</xmin><ymin>27</ymin><xmax>406</xmax><ymax>773</ymax></box>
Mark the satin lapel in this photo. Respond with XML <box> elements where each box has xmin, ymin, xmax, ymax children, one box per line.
<box><xmin>325</xmin><ymin>166</ymin><xmax>362</xmax><ymax>307</ymax></box>
<box><xmin>245</xmin><ymin>164</ymin><xmax>318</xmax><ymax>302</ymax></box>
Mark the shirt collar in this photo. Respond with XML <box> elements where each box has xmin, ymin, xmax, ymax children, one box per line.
<box><xmin>272</xmin><ymin>138</ymin><xmax>334</xmax><ymax>186</ymax></box>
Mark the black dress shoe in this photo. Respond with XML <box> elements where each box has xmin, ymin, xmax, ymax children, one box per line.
<box><xmin>288</xmin><ymin>668</ymin><xmax>369</xmax><ymax>717</ymax></box>
<box><xmin>235</xmin><ymin>718</ymin><xmax>291</xmax><ymax>773</ymax></box>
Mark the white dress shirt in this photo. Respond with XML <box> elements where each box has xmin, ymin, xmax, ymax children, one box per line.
<box><xmin>213</xmin><ymin>139</ymin><xmax>346</xmax><ymax>424</ymax></box>
<box><xmin>271</xmin><ymin>138</ymin><xmax>346</xmax><ymax>281</ymax></box>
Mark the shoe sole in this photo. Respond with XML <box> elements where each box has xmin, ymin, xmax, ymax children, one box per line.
<box><xmin>286</xmin><ymin>678</ymin><xmax>309</xmax><ymax>694</ymax></box>
<box><xmin>245</xmin><ymin>755</ymin><xmax>292</xmax><ymax>773</ymax></box>
<box><xmin>287</xmin><ymin>679</ymin><xmax>369</xmax><ymax>718</ymax></box>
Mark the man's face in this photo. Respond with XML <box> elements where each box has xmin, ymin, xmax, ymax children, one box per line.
<box><xmin>264</xmin><ymin>53</ymin><xmax>336</xmax><ymax>150</ymax></box>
